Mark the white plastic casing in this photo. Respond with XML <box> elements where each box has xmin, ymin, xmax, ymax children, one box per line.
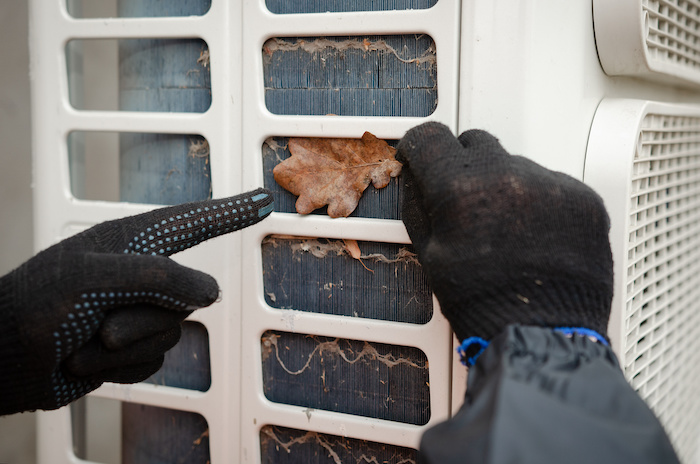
<box><xmin>586</xmin><ymin>99</ymin><xmax>700</xmax><ymax>463</ymax></box>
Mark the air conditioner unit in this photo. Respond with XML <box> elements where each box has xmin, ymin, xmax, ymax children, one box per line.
<box><xmin>30</xmin><ymin>0</ymin><xmax>700</xmax><ymax>463</ymax></box>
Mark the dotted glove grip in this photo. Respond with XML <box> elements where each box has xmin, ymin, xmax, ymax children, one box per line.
<box><xmin>0</xmin><ymin>188</ymin><xmax>273</xmax><ymax>415</ymax></box>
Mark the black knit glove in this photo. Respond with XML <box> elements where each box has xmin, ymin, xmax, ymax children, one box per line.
<box><xmin>0</xmin><ymin>188</ymin><xmax>273</xmax><ymax>415</ymax></box>
<box><xmin>397</xmin><ymin>123</ymin><xmax>613</xmax><ymax>346</ymax></box>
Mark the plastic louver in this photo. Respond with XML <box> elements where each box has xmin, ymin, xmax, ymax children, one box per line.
<box><xmin>585</xmin><ymin>99</ymin><xmax>700</xmax><ymax>463</ymax></box>
<box><xmin>594</xmin><ymin>0</ymin><xmax>700</xmax><ymax>87</ymax></box>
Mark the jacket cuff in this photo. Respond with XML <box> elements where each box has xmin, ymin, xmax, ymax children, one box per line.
<box><xmin>466</xmin><ymin>324</ymin><xmax>620</xmax><ymax>397</ymax></box>
<box><xmin>457</xmin><ymin>325</ymin><xmax>610</xmax><ymax>367</ymax></box>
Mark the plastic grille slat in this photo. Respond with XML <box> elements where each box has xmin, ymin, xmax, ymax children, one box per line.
<box><xmin>622</xmin><ymin>112</ymin><xmax>700</xmax><ymax>462</ymax></box>
<box><xmin>645</xmin><ymin>0</ymin><xmax>700</xmax><ymax>70</ymax></box>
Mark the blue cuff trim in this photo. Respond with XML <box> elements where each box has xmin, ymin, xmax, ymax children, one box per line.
<box><xmin>456</xmin><ymin>336</ymin><xmax>489</xmax><ymax>367</ymax></box>
<box><xmin>554</xmin><ymin>327</ymin><xmax>609</xmax><ymax>346</ymax></box>
<box><xmin>457</xmin><ymin>327</ymin><xmax>608</xmax><ymax>367</ymax></box>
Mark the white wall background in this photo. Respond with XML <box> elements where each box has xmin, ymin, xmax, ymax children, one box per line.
<box><xmin>0</xmin><ymin>0</ymin><xmax>38</xmax><ymax>463</ymax></box>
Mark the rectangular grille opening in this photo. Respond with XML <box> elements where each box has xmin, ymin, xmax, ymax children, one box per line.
<box><xmin>261</xmin><ymin>236</ymin><xmax>432</xmax><ymax>324</ymax></box>
<box><xmin>262</xmin><ymin>35</ymin><xmax>437</xmax><ymax>117</ymax></box>
<box><xmin>260</xmin><ymin>425</ymin><xmax>417</xmax><ymax>463</ymax></box>
<box><xmin>261</xmin><ymin>331</ymin><xmax>431</xmax><ymax>425</ymax></box>
<box><xmin>68</xmin><ymin>131</ymin><xmax>212</xmax><ymax>205</ymax></box>
<box><xmin>66</xmin><ymin>0</ymin><xmax>211</xmax><ymax>18</ymax></box>
<box><xmin>66</xmin><ymin>38</ymin><xmax>211</xmax><ymax>113</ymax></box>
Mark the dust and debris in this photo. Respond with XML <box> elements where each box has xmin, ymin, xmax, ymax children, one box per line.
<box><xmin>358</xmin><ymin>455</ymin><xmax>416</xmax><ymax>464</ymax></box>
<box><xmin>281</xmin><ymin>310</ymin><xmax>302</xmax><ymax>331</ymax></box>
<box><xmin>197</xmin><ymin>48</ymin><xmax>210</xmax><ymax>68</ymax></box>
<box><xmin>266</xmin><ymin>291</ymin><xmax>277</xmax><ymax>303</ymax></box>
<box><xmin>291</xmin><ymin>238</ymin><xmax>347</xmax><ymax>259</ymax></box>
<box><xmin>261</xmin><ymin>332</ymin><xmax>281</xmax><ymax>362</ymax></box>
<box><xmin>263</xmin><ymin>37</ymin><xmax>436</xmax><ymax>66</ymax></box>
<box><xmin>188</xmin><ymin>138</ymin><xmax>210</xmax><ymax>159</ymax></box>
<box><xmin>164</xmin><ymin>168</ymin><xmax>181</xmax><ymax>182</ymax></box>
<box><xmin>263</xmin><ymin>234</ymin><xmax>309</xmax><ymax>243</ymax></box>
<box><xmin>260</xmin><ymin>425</ymin><xmax>416</xmax><ymax>464</ymax></box>
<box><xmin>262</xmin><ymin>427</ymin><xmax>344</xmax><ymax>464</ymax></box>
<box><xmin>344</xmin><ymin>239</ymin><xmax>374</xmax><ymax>272</ymax></box>
<box><xmin>261</xmin><ymin>332</ymin><xmax>426</xmax><ymax>376</ymax></box>
<box><xmin>508</xmin><ymin>175</ymin><xmax>526</xmax><ymax>196</ymax></box>
<box><xmin>263</xmin><ymin>236</ymin><xmax>419</xmax><ymax>265</ymax></box>
<box><xmin>516</xmin><ymin>294</ymin><xmax>530</xmax><ymax>304</ymax></box>
<box><xmin>174</xmin><ymin>428</ymin><xmax>209</xmax><ymax>464</ymax></box>
<box><xmin>302</xmin><ymin>407</ymin><xmax>314</xmax><ymax>421</ymax></box>
<box><xmin>362</xmin><ymin>247</ymin><xmax>419</xmax><ymax>265</ymax></box>
<box><xmin>263</xmin><ymin>137</ymin><xmax>290</xmax><ymax>162</ymax></box>
<box><xmin>192</xmin><ymin>429</ymin><xmax>209</xmax><ymax>446</ymax></box>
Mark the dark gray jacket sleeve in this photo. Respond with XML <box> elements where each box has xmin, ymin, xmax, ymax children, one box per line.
<box><xmin>419</xmin><ymin>325</ymin><xmax>679</xmax><ymax>464</ymax></box>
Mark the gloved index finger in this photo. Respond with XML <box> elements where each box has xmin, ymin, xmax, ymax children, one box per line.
<box><xmin>114</xmin><ymin>187</ymin><xmax>273</xmax><ymax>257</ymax></box>
<box><xmin>396</xmin><ymin>122</ymin><xmax>471</xmax><ymax>203</ymax></box>
<box><xmin>396</xmin><ymin>122</ymin><xmax>464</xmax><ymax>168</ymax></box>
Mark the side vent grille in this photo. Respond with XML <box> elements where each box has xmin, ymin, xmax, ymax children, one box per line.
<box><xmin>586</xmin><ymin>100</ymin><xmax>700</xmax><ymax>463</ymax></box>
<box><xmin>594</xmin><ymin>0</ymin><xmax>700</xmax><ymax>86</ymax></box>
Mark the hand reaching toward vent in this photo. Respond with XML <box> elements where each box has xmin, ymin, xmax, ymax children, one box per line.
<box><xmin>400</xmin><ymin>124</ymin><xmax>680</xmax><ymax>464</ymax></box>
<box><xmin>0</xmin><ymin>188</ymin><xmax>273</xmax><ymax>415</ymax></box>
<box><xmin>397</xmin><ymin>122</ymin><xmax>613</xmax><ymax>357</ymax></box>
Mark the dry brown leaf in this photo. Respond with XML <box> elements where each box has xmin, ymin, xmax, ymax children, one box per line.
<box><xmin>273</xmin><ymin>132</ymin><xmax>402</xmax><ymax>218</ymax></box>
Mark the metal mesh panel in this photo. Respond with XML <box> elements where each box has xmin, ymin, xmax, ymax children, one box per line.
<box><xmin>644</xmin><ymin>0</ymin><xmax>700</xmax><ymax>71</ymax></box>
<box><xmin>624</xmin><ymin>113</ymin><xmax>700</xmax><ymax>463</ymax></box>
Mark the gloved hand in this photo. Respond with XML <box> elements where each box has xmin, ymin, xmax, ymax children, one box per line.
<box><xmin>0</xmin><ymin>188</ymin><xmax>273</xmax><ymax>415</ymax></box>
<box><xmin>397</xmin><ymin>123</ymin><xmax>613</xmax><ymax>350</ymax></box>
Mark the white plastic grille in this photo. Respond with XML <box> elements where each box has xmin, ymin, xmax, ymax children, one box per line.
<box><xmin>644</xmin><ymin>0</ymin><xmax>700</xmax><ymax>71</ymax></box>
<box><xmin>624</xmin><ymin>113</ymin><xmax>700</xmax><ymax>463</ymax></box>
<box><xmin>594</xmin><ymin>0</ymin><xmax>700</xmax><ymax>86</ymax></box>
